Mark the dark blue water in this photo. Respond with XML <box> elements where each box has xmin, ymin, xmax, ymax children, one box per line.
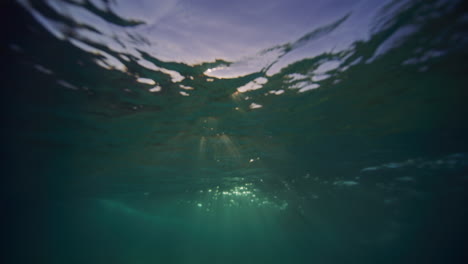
<box><xmin>2</xmin><ymin>0</ymin><xmax>468</xmax><ymax>263</ymax></box>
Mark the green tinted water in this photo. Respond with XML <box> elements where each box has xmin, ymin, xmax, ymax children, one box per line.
<box><xmin>2</xmin><ymin>0</ymin><xmax>468</xmax><ymax>263</ymax></box>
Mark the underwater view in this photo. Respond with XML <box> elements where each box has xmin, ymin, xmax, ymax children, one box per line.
<box><xmin>2</xmin><ymin>0</ymin><xmax>468</xmax><ymax>263</ymax></box>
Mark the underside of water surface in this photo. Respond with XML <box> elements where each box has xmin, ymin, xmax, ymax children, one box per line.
<box><xmin>1</xmin><ymin>0</ymin><xmax>468</xmax><ymax>263</ymax></box>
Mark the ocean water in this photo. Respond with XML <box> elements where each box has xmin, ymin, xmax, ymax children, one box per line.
<box><xmin>2</xmin><ymin>0</ymin><xmax>468</xmax><ymax>263</ymax></box>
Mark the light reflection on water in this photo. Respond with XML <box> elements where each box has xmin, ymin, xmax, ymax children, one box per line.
<box><xmin>192</xmin><ymin>183</ymin><xmax>288</xmax><ymax>212</ymax></box>
<box><xmin>14</xmin><ymin>0</ymin><xmax>468</xmax><ymax>124</ymax></box>
<box><xmin>18</xmin><ymin>0</ymin><xmax>462</xmax><ymax>87</ymax></box>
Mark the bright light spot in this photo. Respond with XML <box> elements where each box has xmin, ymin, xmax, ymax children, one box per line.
<box><xmin>269</xmin><ymin>89</ymin><xmax>284</xmax><ymax>95</ymax></box>
<box><xmin>254</xmin><ymin>77</ymin><xmax>268</xmax><ymax>84</ymax></box>
<box><xmin>238</xmin><ymin>82</ymin><xmax>261</xmax><ymax>93</ymax></box>
<box><xmin>286</xmin><ymin>73</ymin><xmax>308</xmax><ymax>82</ymax></box>
<box><xmin>161</xmin><ymin>68</ymin><xmax>185</xmax><ymax>82</ymax></box>
<box><xmin>180</xmin><ymin>84</ymin><xmax>194</xmax><ymax>90</ymax></box>
<box><xmin>249</xmin><ymin>102</ymin><xmax>263</xmax><ymax>109</ymax></box>
<box><xmin>119</xmin><ymin>54</ymin><xmax>130</xmax><ymax>62</ymax></box>
<box><xmin>237</xmin><ymin>77</ymin><xmax>268</xmax><ymax>93</ymax></box>
<box><xmin>137</xmin><ymin>59</ymin><xmax>185</xmax><ymax>83</ymax></box>
<box><xmin>180</xmin><ymin>91</ymin><xmax>190</xmax><ymax>96</ymax></box>
<box><xmin>149</xmin><ymin>85</ymin><xmax>162</xmax><ymax>92</ymax></box>
<box><xmin>192</xmin><ymin>182</ymin><xmax>288</xmax><ymax>212</ymax></box>
<box><xmin>312</xmin><ymin>74</ymin><xmax>330</xmax><ymax>82</ymax></box>
<box><xmin>204</xmin><ymin>66</ymin><xmax>226</xmax><ymax>75</ymax></box>
<box><xmin>298</xmin><ymin>84</ymin><xmax>320</xmax><ymax>93</ymax></box>
<box><xmin>137</xmin><ymin>78</ymin><xmax>156</xmax><ymax>85</ymax></box>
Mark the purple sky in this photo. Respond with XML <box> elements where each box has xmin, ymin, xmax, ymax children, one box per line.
<box><xmin>19</xmin><ymin>0</ymin><xmax>405</xmax><ymax>77</ymax></box>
